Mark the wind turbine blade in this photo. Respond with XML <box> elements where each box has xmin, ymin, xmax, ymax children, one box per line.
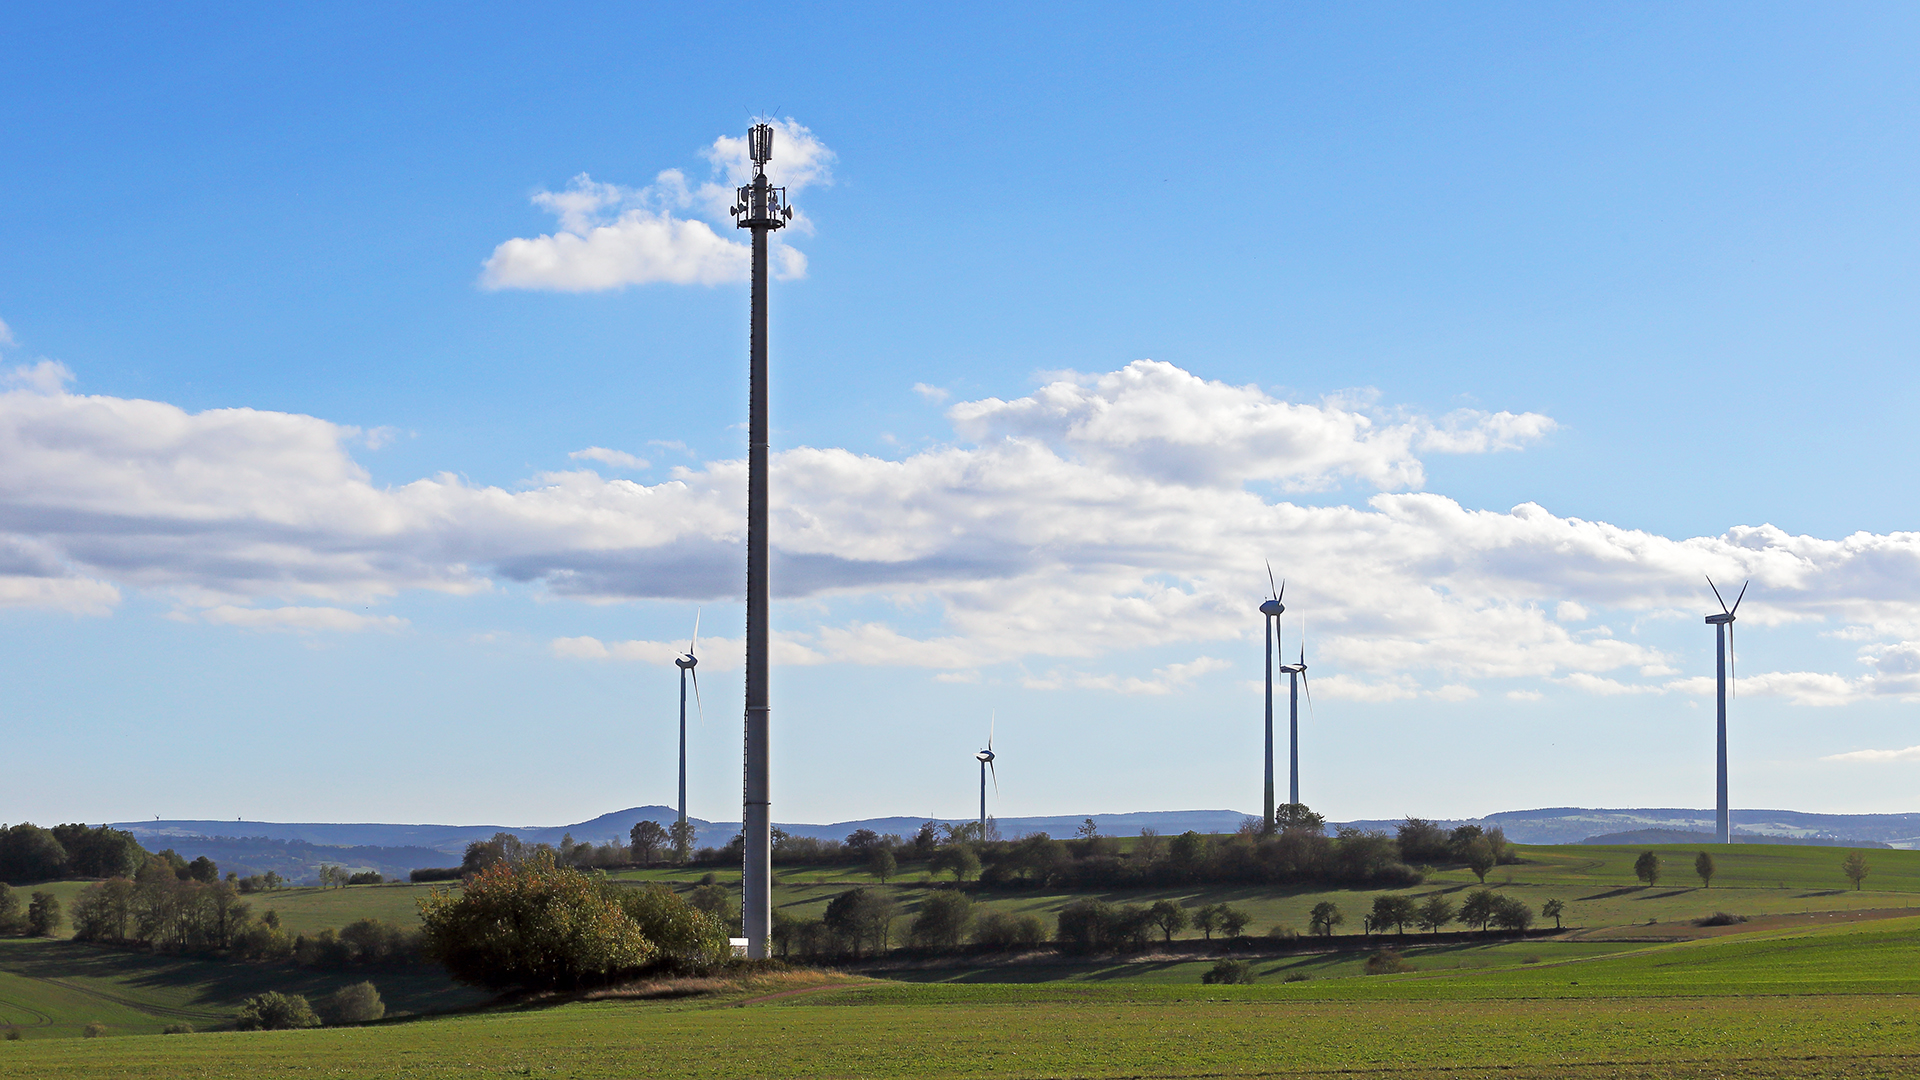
<box><xmin>1706</xmin><ymin>576</ymin><xmax>1729</xmax><ymax>614</ymax></box>
<box><xmin>690</xmin><ymin>607</ymin><xmax>701</xmax><ymax>655</ymax></box>
<box><xmin>1278</xmin><ymin>578</ymin><xmax>1286</xmax><ymax>605</ymax></box>
<box><xmin>1731</xmin><ymin>580</ymin><xmax>1748</xmax><ymax>615</ymax></box>
<box><xmin>989</xmin><ymin>709</ymin><xmax>995</xmax><ymax>752</ymax></box>
<box><xmin>1266</xmin><ymin>560</ymin><xmax>1278</xmax><ymax>601</ymax></box>
<box><xmin>989</xmin><ymin>759</ymin><xmax>998</xmax><ymax>795</ymax></box>
<box><xmin>1301</xmin><ymin>671</ymin><xmax>1313</xmax><ymax>714</ymax></box>
<box><xmin>691</xmin><ymin>667</ymin><xmax>703</xmax><ymax>720</ymax></box>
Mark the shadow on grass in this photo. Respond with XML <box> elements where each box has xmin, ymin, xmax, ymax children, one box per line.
<box><xmin>1576</xmin><ymin>886</ymin><xmax>1646</xmax><ymax>901</ymax></box>
<box><xmin>1634</xmin><ymin>889</ymin><xmax>1693</xmax><ymax>900</ymax></box>
<box><xmin>1797</xmin><ymin>890</ymin><xmax>1848</xmax><ymax>898</ymax></box>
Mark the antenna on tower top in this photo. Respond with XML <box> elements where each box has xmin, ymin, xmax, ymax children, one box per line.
<box><xmin>749</xmin><ymin>122</ymin><xmax>774</xmax><ymax>170</ymax></box>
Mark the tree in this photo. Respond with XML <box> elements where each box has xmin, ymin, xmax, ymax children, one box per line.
<box><xmin>1416</xmin><ymin>893</ymin><xmax>1456</xmax><ymax>934</ymax></box>
<box><xmin>1075</xmin><ymin>818</ymin><xmax>1100</xmax><ymax>841</ymax></box>
<box><xmin>1490</xmin><ymin>895</ymin><xmax>1534</xmax><ymax>932</ymax></box>
<box><xmin>668</xmin><ymin>820</ymin><xmax>696</xmax><ymax>863</ymax></box>
<box><xmin>907</xmin><ymin>890</ymin><xmax>971</xmax><ymax>950</ymax></box>
<box><xmin>823</xmin><ymin>888</ymin><xmax>897</xmax><ymax>956</ymax></box>
<box><xmin>1370</xmin><ymin>894</ymin><xmax>1415</xmax><ymax>935</ymax></box>
<box><xmin>0</xmin><ymin>824</ymin><xmax>67</xmax><ymax>885</ymax></box>
<box><xmin>1843</xmin><ymin>851</ymin><xmax>1870</xmax><ymax>891</ymax></box>
<box><xmin>1135</xmin><ymin>828</ymin><xmax>1165</xmax><ymax>862</ymax></box>
<box><xmin>418</xmin><ymin>851</ymin><xmax>659</xmax><ymax>991</ymax></box>
<box><xmin>1194</xmin><ymin>903</ymin><xmax>1222</xmax><ymax>940</ymax></box>
<box><xmin>323</xmin><ymin>982</ymin><xmax>385</xmax><ymax>1025</ymax></box>
<box><xmin>1308</xmin><ymin>901</ymin><xmax>1343</xmax><ymax>937</ymax></box>
<box><xmin>1541</xmin><ymin>898</ymin><xmax>1565</xmax><ymax>930</ymax></box>
<box><xmin>235</xmin><ymin>992</ymin><xmax>320</xmax><ymax>1031</ymax></box>
<box><xmin>1147</xmin><ymin>900</ymin><xmax>1190</xmax><ymax>942</ymax></box>
<box><xmin>1634</xmin><ymin>851</ymin><xmax>1661</xmax><ymax>886</ymax></box>
<box><xmin>1218</xmin><ymin>905</ymin><xmax>1251</xmax><ymax>939</ymax></box>
<box><xmin>928</xmin><ymin>845</ymin><xmax>980</xmax><ymax>884</ymax></box>
<box><xmin>688</xmin><ymin>883</ymin><xmax>738</xmax><ymax>927</ymax></box>
<box><xmin>1463</xmin><ymin>837</ymin><xmax>1496</xmax><ymax>884</ymax></box>
<box><xmin>1168</xmin><ymin>831</ymin><xmax>1208</xmax><ymax>875</ymax></box>
<box><xmin>1460</xmin><ymin>889</ymin><xmax>1497</xmax><ymax>932</ymax></box>
<box><xmin>1275</xmin><ymin>803</ymin><xmax>1327</xmax><ymax>833</ymax></box>
<box><xmin>867</xmin><ymin>847</ymin><xmax>896</xmax><ymax>883</ymax></box>
<box><xmin>629</xmin><ymin>821</ymin><xmax>669</xmax><ymax>865</ymax></box>
<box><xmin>1695</xmin><ymin>851</ymin><xmax>1716</xmax><ymax>889</ymax></box>
<box><xmin>1201</xmin><ymin>959</ymin><xmax>1254</xmax><ymax>984</ymax></box>
<box><xmin>186</xmin><ymin>856</ymin><xmax>219</xmax><ymax>884</ymax></box>
<box><xmin>1055</xmin><ymin>899</ymin><xmax>1118</xmax><ymax>953</ymax></box>
<box><xmin>26</xmin><ymin>892</ymin><xmax>60</xmax><ymax>937</ymax></box>
<box><xmin>0</xmin><ymin>884</ymin><xmax>19</xmax><ymax>934</ymax></box>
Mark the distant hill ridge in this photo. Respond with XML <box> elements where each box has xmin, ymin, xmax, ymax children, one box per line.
<box><xmin>106</xmin><ymin>804</ymin><xmax>1920</xmax><ymax>883</ymax></box>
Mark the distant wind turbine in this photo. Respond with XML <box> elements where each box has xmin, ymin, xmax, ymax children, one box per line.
<box><xmin>1705</xmin><ymin>578</ymin><xmax>1746</xmax><ymax>845</ymax></box>
<box><xmin>975</xmin><ymin>714</ymin><xmax>997</xmax><ymax>837</ymax></box>
<box><xmin>1259</xmin><ymin>564</ymin><xmax>1286</xmax><ymax>830</ymax></box>
<box><xmin>1277</xmin><ymin>622</ymin><xmax>1313</xmax><ymax>809</ymax></box>
<box><xmin>674</xmin><ymin>610</ymin><xmax>702</xmax><ymax>837</ymax></box>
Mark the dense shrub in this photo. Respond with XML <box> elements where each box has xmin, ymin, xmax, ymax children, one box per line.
<box><xmin>907</xmin><ymin>890</ymin><xmax>972</xmax><ymax>950</ymax></box>
<box><xmin>161</xmin><ymin>1022</ymin><xmax>194</xmax><ymax>1035</ymax></box>
<box><xmin>419</xmin><ymin>853</ymin><xmax>657</xmax><ymax>991</ymax></box>
<box><xmin>613</xmin><ymin>884</ymin><xmax>730</xmax><ymax>973</ymax></box>
<box><xmin>82</xmin><ymin>1022</ymin><xmax>107</xmax><ymax>1038</ymax></box>
<box><xmin>972</xmin><ymin>910</ymin><xmax>1046</xmax><ymax>949</ymax></box>
<box><xmin>235</xmin><ymin>992</ymin><xmax>320</xmax><ymax>1031</ymax></box>
<box><xmin>1201</xmin><ymin>959</ymin><xmax>1254</xmax><ymax>984</ymax></box>
<box><xmin>346</xmin><ymin>872</ymin><xmax>384</xmax><ymax>885</ymax></box>
<box><xmin>323</xmin><ymin>982</ymin><xmax>385</xmax><ymax>1025</ymax></box>
<box><xmin>409</xmin><ymin>867</ymin><xmax>463</xmax><ymax>884</ymax></box>
<box><xmin>1364</xmin><ymin>948</ymin><xmax>1414</xmax><ymax>975</ymax></box>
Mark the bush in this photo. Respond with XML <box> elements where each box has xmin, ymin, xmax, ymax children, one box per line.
<box><xmin>4</xmin><ymin>1026</ymin><xmax>21</xmax><ymax>1041</ymax></box>
<box><xmin>972</xmin><ymin>911</ymin><xmax>1045</xmax><ymax>949</ymax></box>
<box><xmin>0</xmin><ymin>884</ymin><xmax>19</xmax><ymax>934</ymax></box>
<box><xmin>323</xmin><ymin>982</ymin><xmax>385</xmax><ymax>1025</ymax></box>
<box><xmin>25</xmin><ymin>892</ymin><xmax>60</xmax><ymax>937</ymax></box>
<box><xmin>408</xmin><ymin>867</ymin><xmax>462</xmax><ymax>884</ymax></box>
<box><xmin>1200</xmin><ymin>959</ymin><xmax>1254</xmax><ymax>984</ymax></box>
<box><xmin>82</xmin><ymin>1022</ymin><xmax>107</xmax><ymax>1038</ymax></box>
<box><xmin>1282</xmin><ymin>971</ymin><xmax>1310</xmax><ymax>983</ymax></box>
<box><xmin>347</xmin><ymin>872</ymin><xmax>384</xmax><ymax>886</ymax></box>
<box><xmin>161</xmin><ymin>1022</ymin><xmax>194</xmax><ymax>1035</ymax></box>
<box><xmin>418</xmin><ymin>852</ymin><xmax>715</xmax><ymax>991</ymax></box>
<box><xmin>1696</xmin><ymin>912</ymin><xmax>1749</xmax><ymax>927</ymax></box>
<box><xmin>1267</xmin><ymin>924</ymin><xmax>1300</xmax><ymax>941</ymax></box>
<box><xmin>907</xmin><ymin>890</ymin><xmax>972</xmax><ymax>950</ymax></box>
<box><xmin>1364</xmin><ymin>948</ymin><xmax>1414</xmax><ymax>975</ymax></box>
<box><xmin>235</xmin><ymin>992</ymin><xmax>320</xmax><ymax>1031</ymax></box>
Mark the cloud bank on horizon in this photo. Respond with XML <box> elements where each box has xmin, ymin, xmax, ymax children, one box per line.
<box><xmin>5</xmin><ymin>337</ymin><xmax>1920</xmax><ymax>717</ymax></box>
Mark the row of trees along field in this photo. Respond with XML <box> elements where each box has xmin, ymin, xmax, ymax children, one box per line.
<box><xmin>726</xmin><ymin>810</ymin><xmax>1518</xmax><ymax>889</ymax></box>
<box><xmin>0</xmin><ymin>822</ymin><xmax>148</xmax><ymax>883</ymax></box>
<box><xmin>1632</xmin><ymin>848</ymin><xmax>1875</xmax><ymax>891</ymax></box>
<box><xmin>410</xmin><ymin>809</ymin><xmax>1517</xmax><ymax>889</ymax></box>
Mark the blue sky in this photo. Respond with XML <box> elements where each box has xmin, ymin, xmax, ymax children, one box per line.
<box><xmin>3</xmin><ymin>3</ymin><xmax>1919</xmax><ymax>830</ymax></box>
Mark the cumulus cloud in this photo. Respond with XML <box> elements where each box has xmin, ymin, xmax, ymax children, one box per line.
<box><xmin>947</xmin><ymin>361</ymin><xmax>1554</xmax><ymax>490</ymax></box>
<box><xmin>570</xmin><ymin>447</ymin><xmax>649</xmax><ymax>470</ymax></box>
<box><xmin>0</xmin><ymin>317</ymin><xmax>15</xmax><ymax>347</ymax></box>
<box><xmin>5</xmin><ymin>361</ymin><xmax>1920</xmax><ymax>701</ymax></box>
<box><xmin>5</xmin><ymin>359</ymin><xmax>74</xmax><ymax>394</ymax></box>
<box><xmin>482</xmin><ymin>120</ymin><xmax>831</xmax><ymax>292</ymax></box>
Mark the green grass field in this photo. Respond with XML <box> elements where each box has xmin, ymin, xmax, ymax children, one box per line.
<box><xmin>4</xmin><ymin>918</ymin><xmax>1920</xmax><ymax>1078</ymax></box>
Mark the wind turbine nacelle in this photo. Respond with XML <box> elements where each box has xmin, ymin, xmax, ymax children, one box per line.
<box><xmin>1705</xmin><ymin>614</ymin><xmax>1734</xmax><ymax>625</ymax></box>
<box><xmin>1260</xmin><ymin>600</ymin><xmax>1285</xmax><ymax>616</ymax></box>
<box><xmin>1279</xmin><ymin>664</ymin><xmax>1305</xmax><ymax>674</ymax></box>
<box><xmin>976</xmin><ymin>750</ymin><xmax>994</xmax><ymax>762</ymax></box>
<box><xmin>676</xmin><ymin>654</ymin><xmax>698</xmax><ymax>669</ymax></box>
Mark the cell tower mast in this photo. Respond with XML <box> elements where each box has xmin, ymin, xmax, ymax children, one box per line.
<box><xmin>732</xmin><ymin>122</ymin><xmax>792</xmax><ymax>959</ymax></box>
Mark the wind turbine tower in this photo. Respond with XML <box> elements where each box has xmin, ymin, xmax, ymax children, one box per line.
<box><xmin>673</xmin><ymin>612</ymin><xmax>701</xmax><ymax>838</ymax></box>
<box><xmin>1259</xmin><ymin>567</ymin><xmax>1285</xmax><ymax>830</ymax></box>
<box><xmin>730</xmin><ymin>121</ymin><xmax>793</xmax><ymax>959</ymax></box>
<box><xmin>1705</xmin><ymin>577</ymin><xmax>1747</xmax><ymax>845</ymax></box>
<box><xmin>1278</xmin><ymin>633</ymin><xmax>1312</xmax><ymax>808</ymax></box>
<box><xmin>975</xmin><ymin>718</ymin><xmax>996</xmax><ymax>837</ymax></box>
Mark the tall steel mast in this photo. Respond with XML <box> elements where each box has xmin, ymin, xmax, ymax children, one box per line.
<box><xmin>732</xmin><ymin>122</ymin><xmax>791</xmax><ymax>958</ymax></box>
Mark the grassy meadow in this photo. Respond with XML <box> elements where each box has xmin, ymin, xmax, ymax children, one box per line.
<box><xmin>3</xmin><ymin>918</ymin><xmax>1920</xmax><ymax>1077</ymax></box>
<box><xmin>3</xmin><ymin>840</ymin><xmax>1918</xmax><ymax>1077</ymax></box>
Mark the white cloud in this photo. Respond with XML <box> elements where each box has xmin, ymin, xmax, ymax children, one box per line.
<box><xmin>1823</xmin><ymin>744</ymin><xmax>1920</xmax><ymax>763</ymax></box>
<box><xmin>1507</xmin><ymin>689</ymin><xmax>1545</xmax><ymax>702</ymax></box>
<box><xmin>912</xmin><ymin>383</ymin><xmax>950</xmax><ymax>404</ymax></box>
<box><xmin>570</xmin><ymin>447</ymin><xmax>649</xmax><ymax>470</ymax></box>
<box><xmin>5</xmin><ymin>360</ymin><xmax>74</xmax><ymax>394</ymax></box>
<box><xmin>946</xmin><ymin>361</ymin><xmax>1553</xmax><ymax>491</ymax></box>
<box><xmin>5</xmin><ymin>360</ymin><xmax>1920</xmax><ymax>704</ymax></box>
<box><xmin>198</xmin><ymin>605</ymin><xmax>408</xmax><ymax>633</ymax></box>
<box><xmin>0</xmin><ymin>317</ymin><xmax>14</xmax><ymax>347</ymax></box>
<box><xmin>1555</xmin><ymin>601</ymin><xmax>1589</xmax><ymax>623</ymax></box>
<box><xmin>482</xmin><ymin>120</ymin><xmax>831</xmax><ymax>292</ymax></box>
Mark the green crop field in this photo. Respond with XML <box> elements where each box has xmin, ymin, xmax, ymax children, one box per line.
<box><xmin>4</xmin><ymin>918</ymin><xmax>1920</xmax><ymax>1078</ymax></box>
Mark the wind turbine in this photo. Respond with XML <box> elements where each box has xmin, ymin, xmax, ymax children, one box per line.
<box><xmin>1277</xmin><ymin>622</ymin><xmax>1313</xmax><ymax>810</ymax></box>
<box><xmin>1259</xmin><ymin>565</ymin><xmax>1285</xmax><ymax>831</ymax></box>
<box><xmin>975</xmin><ymin>715</ymin><xmax>997</xmax><ymax>838</ymax></box>
<box><xmin>674</xmin><ymin>610</ymin><xmax>702</xmax><ymax>840</ymax></box>
<box><xmin>1705</xmin><ymin>578</ymin><xmax>1747</xmax><ymax>845</ymax></box>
